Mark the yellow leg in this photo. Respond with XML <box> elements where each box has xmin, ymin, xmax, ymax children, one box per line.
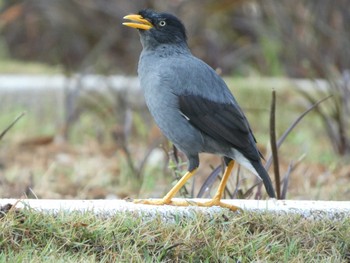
<box><xmin>133</xmin><ymin>169</ymin><xmax>197</xmax><ymax>205</ymax></box>
<box><xmin>134</xmin><ymin>160</ymin><xmax>240</xmax><ymax>211</ymax></box>
<box><xmin>198</xmin><ymin>160</ymin><xmax>240</xmax><ymax>211</ymax></box>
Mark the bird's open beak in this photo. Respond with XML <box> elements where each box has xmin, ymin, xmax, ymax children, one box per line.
<box><xmin>123</xmin><ymin>14</ymin><xmax>153</xmax><ymax>30</ymax></box>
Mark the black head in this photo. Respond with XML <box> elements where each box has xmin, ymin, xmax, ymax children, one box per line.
<box><xmin>124</xmin><ymin>9</ymin><xmax>187</xmax><ymax>48</ymax></box>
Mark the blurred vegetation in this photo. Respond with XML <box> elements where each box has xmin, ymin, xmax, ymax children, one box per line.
<box><xmin>0</xmin><ymin>0</ymin><xmax>350</xmax><ymax>201</ymax></box>
<box><xmin>0</xmin><ymin>0</ymin><xmax>348</xmax><ymax>76</ymax></box>
<box><xmin>2</xmin><ymin>79</ymin><xmax>349</xmax><ymax>201</ymax></box>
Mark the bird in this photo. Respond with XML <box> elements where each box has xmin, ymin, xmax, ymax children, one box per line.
<box><xmin>123</xmin><ymin>9</ymin><xmax>276</xmax><ymax>211</ymax></box>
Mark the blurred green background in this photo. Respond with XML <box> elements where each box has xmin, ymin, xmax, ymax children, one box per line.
<box><xmin>0</xmin><ymin>0</ymin><xmax>349</xmax><ymax>201</ymax></box>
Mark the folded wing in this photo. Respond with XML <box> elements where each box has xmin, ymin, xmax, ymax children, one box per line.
<box><xmin>178</xmin><ymin>94</ymin><xmax>261</xmax><ymax>161</ymax></box>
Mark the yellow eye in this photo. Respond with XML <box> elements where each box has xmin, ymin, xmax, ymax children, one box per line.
<box><xmin>159</xmin><ymin>20</ymin><xmax>166</xmax><ymax>27</ymax></box>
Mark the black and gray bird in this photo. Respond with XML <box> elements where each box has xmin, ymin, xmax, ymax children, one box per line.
<box><xmin>123</xmin><ymin>9</ymin><xmax>276</xmax><ymax>210</ymax></box>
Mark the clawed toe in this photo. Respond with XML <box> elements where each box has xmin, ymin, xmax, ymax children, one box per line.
<box><xmin>133</xmin><ymin>198</ymin><xmax>241</xmax><ymax>211</ymax></box>
<box><xmin>197</xmin><ymin>200</ymin><xmax>241</xmax><ymax>212</ymax></box>
<box><xmin>133</xmin><ymin>198</ymin><xmax>170</xmax><ymax>206</ymax></box>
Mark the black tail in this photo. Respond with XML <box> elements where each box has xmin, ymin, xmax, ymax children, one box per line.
<box><xmin>251</xmin><ymin>161</ymin><xmax>276</xmax><ymax>198</ymax></box>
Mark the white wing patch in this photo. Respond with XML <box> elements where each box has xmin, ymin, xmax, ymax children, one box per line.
<box><xmin>179</xmin><ymin>111</ymin><xmax>190</xmax><ymax>121</ymax></box>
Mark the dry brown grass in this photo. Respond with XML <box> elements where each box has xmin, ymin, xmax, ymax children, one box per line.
<box><xmin>1</xmin><ymin>77</ymin><xmax>349</xmax><ymax>201</ymax></box>
<box><xmin>1</xmin><ymin>130</ymin><xmax>349</xmax><ymax>201</ymax></box>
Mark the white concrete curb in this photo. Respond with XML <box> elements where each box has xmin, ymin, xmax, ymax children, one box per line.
<box><xmin>1</xmin><ymin>199</ymin><xmax>349</xmax><ymax>220</ymax></box>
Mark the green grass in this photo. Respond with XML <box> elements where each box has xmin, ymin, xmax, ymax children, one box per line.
<box><xmin>0</xmin><ymin>58</ymin><xmax>62</xmax><ymax>74</ymax></box>
<box><xmin>1</xmin><ymin>207</ymin><xmax>349</xmax><ymax>262</ymax></box>
<box><xmin>1</xmin><ymin>76</ymin><xmax>347</xmax><ymax>201</ymax></box>
<box><xmin>227</xmin><ymin>77</ymin><xmax>335</xmax><ymax>164</ymax></box>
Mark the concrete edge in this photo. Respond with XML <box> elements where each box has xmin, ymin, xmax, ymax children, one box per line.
<box><xmin>1</xmin><ymin>198</ymin><xmax>350</xmax><ymax>220</ymax></box>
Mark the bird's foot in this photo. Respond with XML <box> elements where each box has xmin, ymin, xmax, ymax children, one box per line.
<box><xmin>133</xmin><ymin>198</ymin><xmax>240</xmax><ymax>212</ymax></box>
<box><xmin>196</xmin><ymin>199</ymin><xmax>241</xmax><ymax>212</ymax></box>
<box><xmin>133</xmin><ymin>198</ymin><xmax>195</xmax><ymax>207</ymax></box>
<box><xmin>133</xmin><ymin>198</ymin><xmax>171</xmax><ymax>205</ymax></box>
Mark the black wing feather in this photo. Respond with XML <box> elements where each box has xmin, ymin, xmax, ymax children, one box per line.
<box><xmin>179</xmin><ymin>94</ymin><xmax>260</xmax><ymax>161</ymax></box>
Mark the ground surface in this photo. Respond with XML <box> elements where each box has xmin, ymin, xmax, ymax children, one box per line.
<box><xmin>1</xmin><ymin>203</ymin><xmax>349</xmax><ymax>262</ymax></box>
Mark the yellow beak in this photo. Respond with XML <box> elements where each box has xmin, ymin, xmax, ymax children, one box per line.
<box><xmin>123</xmin><ymin>14</ymin><xmax>153</xmax><ymax>30</ymax></box>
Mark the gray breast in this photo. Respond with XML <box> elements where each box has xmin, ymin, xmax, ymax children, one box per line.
<box><xmin>138</xmin><ymin>54</ymin><xmax>204</xmax><ymax>155</ymax></box>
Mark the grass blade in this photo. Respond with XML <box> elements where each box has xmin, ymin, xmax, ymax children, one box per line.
<box><xmin>197</xmin><ymin>165</ymin><xmax>222</xmax><ymax>198</ymax></box>
<box><xmin>269</xmin><ymin>89</ymin><xmax>281</xmax><ymax>199</ymax></box>
<box><xmin>265</xmin><ymin>95</ymin><xmax>332</xmax><ymax>170</ymax></box>
<box><xmin>0</xmin><ymin>112</ymin><xmax>26</xmax><ymax>140</ymax></box>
